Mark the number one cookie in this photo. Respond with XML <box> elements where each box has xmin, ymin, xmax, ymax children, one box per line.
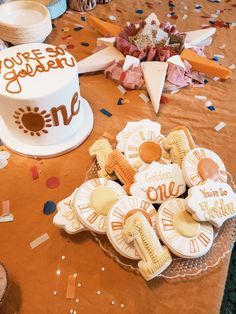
<box><xmin>123</xmin><ymin>212</ymin><xmax>172</xmax><ymax>280</ymax></box>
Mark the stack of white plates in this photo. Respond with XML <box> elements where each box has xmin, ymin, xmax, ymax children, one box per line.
<box><xmin>0</xmin><ymin>1</ymin><xmax>52</xmax><ymax>45</ymax></box>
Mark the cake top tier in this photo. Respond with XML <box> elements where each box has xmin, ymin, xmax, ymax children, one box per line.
<box><xmin>0</xmin><ymin>43</ymin><xmax>77</xmax><ymax>99</ymax></box>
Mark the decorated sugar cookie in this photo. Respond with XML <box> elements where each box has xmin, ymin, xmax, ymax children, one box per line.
<box><xmin>124</xmin><ymin>127</ymin><xmax>171</xmax><ymax>171</ymax></box>
<box><xmin>105</xmin><ymin>149</ymin><xmax>136</xmax><ymax>193</ymax></box>
<box><xmin>182</xmin><ymin>148</ymin><xmax>227</xmax><ymax>187</ymax></box>
<box><xmin>186</xmin><ymin>179</ymin><xmax>236</xmax><ymax>228</ymax></box>
<box><xmin>74</xmin><ymin>178</ymin><xmax>126</xmax><ymax>234</ymax></box>
<box><xmin>163</xmin><ymin>126</ymin><xmax>196</xmax><ymax>166</ymax></box>
<box><xmin>156</xmin><ymin>198</ymin><xmax>214</xmax><ymax>258</ymax></box>
<box><xmin>116</xmin><ymin>119</ymin><xmax>161</xmax><ymax>152</ymax></box>
<box><xmin>89</xmin><ymin>138</ymin><xmax>116</xmax><ymax>180</ymax></box>
<box><xmin>53</xmin><ymin>189</ymin><xmax>86</xmax><ymax>234</ymax></box>
<box><xmin>130</xmin><ymin>162</ymin><xmax>186</xmax><ymax>204</ymax></box>
<box><xmin>123</xmin><ymin>212</ymin><xmax>172</xmax><ymax>280</ymax></box>
<box><xmin>106</xmin><ymin>196</ymin><xmax>157</xmax><ymax>260</ymax></box>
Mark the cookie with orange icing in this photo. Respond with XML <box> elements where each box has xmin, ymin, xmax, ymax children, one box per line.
<box><xmin>182</xmin><ymin>148</ymin><xmax>227</xmax><ymax>187</ymax></box>
<box><xmin>124</xmin><ymin>127</ymin><xmax>170</xmax><ymax>171</ymax></box>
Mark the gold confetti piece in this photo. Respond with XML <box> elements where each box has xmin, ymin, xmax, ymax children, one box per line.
<box><xmin>1</xmin><ymin>200</ymin><xmax>10</xmax><ymax>216</ymax></box>
<box><xmin>30</xmin><ymin>233</ymin><xmax>49</xmax><ymax>249</ymax></box>
<box><xmin>66</xmin><ymin>274</ymin><xmax>77</xmax><ymax>299</ymax></box>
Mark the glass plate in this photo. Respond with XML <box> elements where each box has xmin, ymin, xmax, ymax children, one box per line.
<box><xmin>86</xmin><ymin>159</ymin><xmax>236</xmax><ymax>280</ymax></box>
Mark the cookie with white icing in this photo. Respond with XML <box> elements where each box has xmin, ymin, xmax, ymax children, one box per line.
<box><xmin>106</xmin><ymin>196</ymin><xmax>157</xmax><ymax>260</ymax></box>
<box><xmin>156</xmin><ymin>198</ymin><xmax>214</xmax><ymax>258</ymax></box>
<box><xmin>182</xmin><ymin>148</ymin><xmax>227</xmax><ymax>187</ymax></box>
<box><xmin>186</xmin><ymin>179</ymin><xmax>236</xmax><ymax>228</ymax></box>
<box><xmin>116</xmin><ymin>119</ymin><xmax>161</xmax><ymax>152</ymax></box>
<box><xmin>124</xmin><ymin>127</ymin><xmax>170</xmax><ymax>171</ymax></box>
<box><xmin>74</xmin><ymin>178</ymin><xmax>126</xmax><ymax>234</ymax></box>
<box><xmin>53</xmin><ymin>188</ymin><xmax>86</xmax><ymax>234</ymax></box>
<box><xmin>130</xmin><ymin>162</ymin><xmax>186</xmax><ymax>204</ymax></box>
<box><xmin>123</xmin><ymin>212</ymin><xmax>172</xmax><ymax>280</ymax></box>
<box><xmin>163</xmin><ymin>126</ymin><xmax>196</xmax><ymax>166</ymax></box>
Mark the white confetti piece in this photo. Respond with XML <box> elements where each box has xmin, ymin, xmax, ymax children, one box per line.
<box><xmin>194</xmin><ymin>95</ymin><xmax>207</xmax><ymax>100</ymax></box>
<box><xmin>97</xmin><ymin>290</ymin><xmax>101</xmax><ymax>295</ymax></box>
<box><xmin>120</xmin><ymin>304</ymin><xmax>125</xmax><ymax>308</ymax></box>
<box><xmin>111</xmin><ymin>301</ymin><xmax>116</xmax><ymax>305</ymax></box>
<box><xmin>204</xmin><ymin>100</ymin><xmax>212</xmax><ymax>107</ymax></box>
<box><xmin>0</xmin><ymin>214</ymin><xmax>14</xmax><ymax>223</ymax></box>
<box><xmin>30</xmin><ymin>233</ymin><xmax>49</xmax><ymax>249</ymax></box>
<box><xmin>73</xmin><ymin>311</ymin><xmax>77</xmax><ymax>314</ymax></box>
<box><xmin>78</xmin><ymin>283</ymin><xmax>81</xmax><ymax>287</ymax></box>
<box><xmin>76</xmin><ymin>299</ymin><xmax>79</xmax><ymax>303</ymax></box>
<box><xmin>0</xmin><ymin>159</ymin><xmax>8</xmax><ymax>169</ymax></box>
<box><xmin>214</xmin><ymin>122</ymin><xmax>226</xmax><ymax>132</ymax></box>
<box><xmin>59</xmin><ymin>44</ymin><xmax>67</xmax><ymax>50</ymax></box>
<box><xmin>117</xmin><ymin>85</ymin><xmax>126</xmax><ymax>95</ymax></box>
<box><xmin>170</xmin><ymin>89</ymin><xmax>180</xmax><ymax>94</ymax></box>
<box><xmin>61</xmin><ymin>255</ymin><xmax>65</xmax><ymax>260</ymax></box>
<box><xmin>229</xmin><ymin>64</ymin><xmax>235</xmax><ymax>70</ymax></box>
<box><xmin>219</xmin><ymin>44</ymin><xmax>226</xmax><ymax>49</ymax></box>
<box><xmin>182</xmin><ymin>14</ymin><xmax>188</xmax><ymax>20</ymax></box>
<box><xmin>215</xmin><ymin>9</ymin><xmax>221</xmax><ymax>15</ymax></box>
<box><xmin>108</xmin><ymin>15</ymin><xmax>117</xmax><ymax>21</ymax></box>
<box><xmin>70</xmin><ymin>310</ymin><xmax>73</xmax><ymax>314</ymax></box>
<box><xmin>214</xmin><ymin>54</ymin><xmax>224</xmax><ymax>59</ymax></box>
<box><xmin>193</xmin><ymin>84</ymin><xmax>204</xmax><ymax>88</ymax></box>
<box><xmin>212</xmin><ymin>77</ymin><xmax>220</xmax><ymax>81</ymax></box>
<box><xmin>101</xmin><ymin>267</ymin><xmax>105</xmax><ymax>271</ymax></box>
<box><xmin>56</xmin><ymin>270</ymin><xmax>61</xmax><ymax>276</ymax></box>
<box><xmin>139</xmin><ymin>93</ymin><xmax>150</xmax><ymax>103</ymax></box>
<box><xmin>53</xmin><ymin>291</ymin><xmax>57</xmax><ymax>295</ymax></box>
<box><xmin>0</xmin><ymin>151</ymin><xmax>10</xmax><ymax>159</ymax></box>
<box><xmin>184</xmin><ymin>5</ymin><xmax>188</xmax><ymax>10</ymax></box>
<box><xmin>211</xmin><ymin>14</ymin><xmax>218</xmax><ymax>19</ymax></box>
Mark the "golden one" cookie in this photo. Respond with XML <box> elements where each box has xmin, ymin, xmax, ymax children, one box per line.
<box><xmin>130</xmin><ymin>162</ymin><xmax>186</xmax><ymax>204</ymax></box>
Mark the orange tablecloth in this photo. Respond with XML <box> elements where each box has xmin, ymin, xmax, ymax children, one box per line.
<box><xmin>1</xmin><ymin>1</ymin><xmax>236</xmax><ymax>313</ymax></box>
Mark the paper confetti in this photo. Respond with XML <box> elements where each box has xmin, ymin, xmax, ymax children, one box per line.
<box><xmin>43</xmin><ymin>201</ymin><xmax>56</xmax><ymax>215</ymax></box>
<box><xmin>136</xmin><ymin>9</ymin><xmax>143</xmax><ymax>14</ymax></box>
<box><xmin>66</xmin><ymin>274</ymin><xmax>77</xmax><ymax>299</ymax></box>
<box><xmin>139</xmin><ymin>93</ymin><xmax>150</xmax><ymax>103</ymax></box>
<box><xmin>81</xmin><ymin>42</ymin><xmax>90</xmax><ymax>47</ymax></box>
<box><xmin>2</xmin><ymin>200</ymin><xmax>10</xmax><ymax>217</ymax></box>
<box><xmin>100</xmin><ymin>108</ymin><xmax>112</xmax><ymax>117</ymax></box>
<box><xmin>229</xmin><ymin>64</ymin><xmax>235</xmax><ymax>70</ymax></box>
<box><xmin>214</xmin><ymin>122</ymin><xmax>226</xmax><ymax>132</ymax></box>
<box><xmin>0</xmin><ymin>151</ymin><xmax>11</xmax><ymax>169</ymax></box>
<box><xmin>117</xmin><ymin>98</ymin><xmax>123</xmax><ymax>105</ymax></box>
<box><xmin>108</xmin><ymin>15</ymin><xmax>117</xmax><ymax>21</ymax></box>
<box><xmin>46</xmin><ymin>177</ymin><xmax>60</xmax><ymax>189</ymax></box>
<box><xmin>195</xmin><ymin>95</ymin><xmax>207</xmax><ymax>100</ymax></box>
<box><xmin>30</xmin><ymin>233</ymin><xmax>50</xmax><ymax>249</ymax></box>
<box><xmin>219</xmin><ymin>44</ymin><xmax>226</xmax><ymax>49</ymax></box>
<box><xmin>208</xmin><ymin>106</ymin><xmax>215</xmax><ymax>111</ymax></box>
<box><xmin>31</xmin><ymin>166</ymin><xmax>39</xmax><ymax>180</ymax></box>
<box><xmin>0</xmin><ymin>214</ymin><xmax>14</xmax><ymax>223</ymax></box>
<box><xmin>117</xmin><ymin>85</ymin><xmax>126</xmax><ymax>95</ymax></box>
<box><xmin>170</xmin><ymin>89</ymin><xmax>180</xmax><ymax>94</ymax></box>
<box><xmin>182</xmin><ymin>15</ymin><xmax>188</xmax><ymax>20</ymax></box>
<box><xmin>204</xmin><ymin>100</ymin><xmax>212</xmax><ymax>107</ymax></box>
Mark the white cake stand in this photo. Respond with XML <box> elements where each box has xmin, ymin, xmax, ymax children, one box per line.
<box><xmin>0</xmin><ymin>97</ymin><xmax>94</xmax><ymax>158</ymax></box>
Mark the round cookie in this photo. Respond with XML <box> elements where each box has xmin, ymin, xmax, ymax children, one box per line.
<box><xmin>53</xmin><ymin>188</ymin><xmax>86</xmax><ymax>234</ymax></box>
<box><xmin>124</xmin><ymin>128</ymin><xmax>170</xmax><ymax>171</ymax></box>
<box><xmin>106</xmin><ymin>196</ymin><xmax>157</xmax><ymax>260</ymax></box>
<box><xmin>0</xmin><ymin>263</ymin><xmax>8</xmax><ymax>306</ymax></box>
<box><xmin>182</xmin><ymin>148</ymin><xmax>227</xmax><ymax>187</ymax></box>
<box><xmin>74</xmin><ymin>178</ymin><xmax>126</xmax><ymax>234</ymax></box>
<box><xmin>156</xmin><ymin>198</ymin><xmax>214</xmax><ymax>258</ymax></box>
<box><xmin>116</xmin><ymin>119</ymin><xmax>161</xmax><ymax>152</ymax></box>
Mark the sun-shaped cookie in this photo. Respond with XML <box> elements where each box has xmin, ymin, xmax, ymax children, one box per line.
<box><xmin>13</xmin><ymin>106</ymin><xmax>52</xmax><ymax>136</ymax></box>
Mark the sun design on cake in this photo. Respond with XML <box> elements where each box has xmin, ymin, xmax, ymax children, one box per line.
<box><xmin>13</xmin><ymin>107</ymin><xmax>52</xmax><ymax>136</ymax></box>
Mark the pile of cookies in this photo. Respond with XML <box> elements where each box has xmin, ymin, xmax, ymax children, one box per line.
<box><xmin>53</xmin><ymin>120</ymin><xmax>236</xmax><ymax>281</ymax></box>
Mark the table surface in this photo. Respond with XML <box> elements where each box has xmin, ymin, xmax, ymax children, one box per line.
<box><xmin>1</xmin><ymin>1</ymin><xmax>236</xmax><ymax>313</ymax></box>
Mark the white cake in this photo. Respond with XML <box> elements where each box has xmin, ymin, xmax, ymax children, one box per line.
<box><xmin>0</xmin><ymin>43</ymin><xmax>93</xmax><ymax>157</ymax></box>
